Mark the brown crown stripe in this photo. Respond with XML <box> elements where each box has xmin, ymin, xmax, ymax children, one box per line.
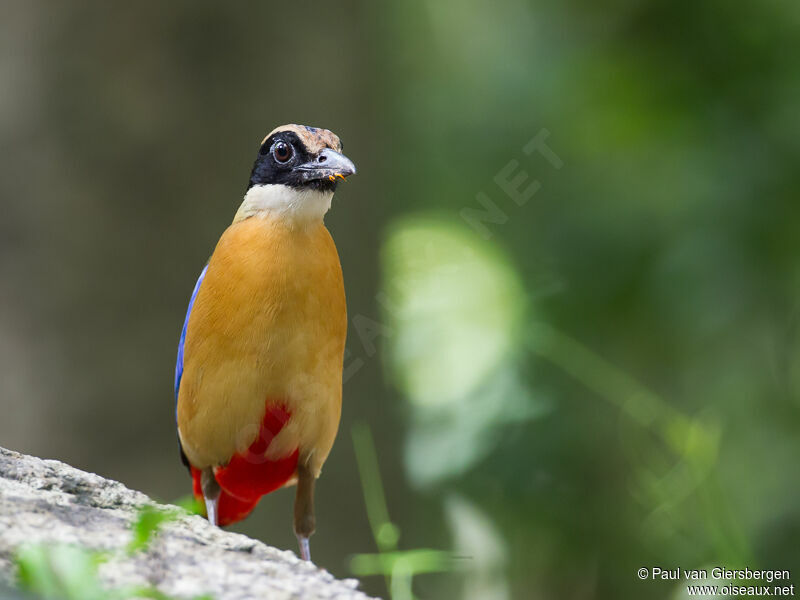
<box><xmin>262</xmin><ymin>124</ymin><xmax>342</xmax><ymax>154</ymax></box>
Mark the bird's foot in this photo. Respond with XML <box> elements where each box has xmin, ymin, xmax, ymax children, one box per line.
<box><xmin>201</xmin><ymin>467</ymin><xmax>221</xmax><ymax>527</ymax></box>
<box><xmin>297</xmin><ymin>535</ymin><xmax>311</xmax><ymax>561</ymax></box>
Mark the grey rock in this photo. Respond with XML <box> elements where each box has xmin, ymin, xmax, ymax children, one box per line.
<box><xmin>0</xmin><ymin>447</ymin><xmax>376</xmax><ymax>600</ymax></box>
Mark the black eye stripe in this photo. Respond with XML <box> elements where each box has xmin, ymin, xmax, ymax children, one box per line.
<box><xmin>247</xmin><ymin>131</ymin><xmax>316</xmax><ymax>191</ymax></box>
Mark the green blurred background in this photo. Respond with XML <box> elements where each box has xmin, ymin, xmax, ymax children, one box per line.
<box><xmin>1</xmin><ymin>1</ymin><xmax>799</xmax><ymax>598</ymax></box>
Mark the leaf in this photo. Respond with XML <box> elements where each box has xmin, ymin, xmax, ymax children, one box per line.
<box><xmin>128</xmin><ymin>505</ymin><xmax>177</xmax><ymax>554</ymax></box>
<box><xmin>16</xmin><ymin>544</ymin><xmax>107</xmax><ymax>600</ymax></box>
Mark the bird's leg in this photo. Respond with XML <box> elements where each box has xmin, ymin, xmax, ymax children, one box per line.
<box><xmin>201</xmin><ymin>467</ymin><xmax>221</xmax><ymax>527</ymax></box>
<box><xmin>293</xmin><ymin>462</ymin><xmax>316</xmax><ymax>561</ymax></box>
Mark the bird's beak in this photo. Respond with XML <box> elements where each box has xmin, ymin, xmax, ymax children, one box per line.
<box><xmin>295</xmin><ymin>148</ymin><xmax>357</xmax><ymax>184</ymax></box>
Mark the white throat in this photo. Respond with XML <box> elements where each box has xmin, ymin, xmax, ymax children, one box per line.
<box><xmin>234</xmin><ymin>184</ymin><xmax>333</xmax><ymax>226</ymax></box>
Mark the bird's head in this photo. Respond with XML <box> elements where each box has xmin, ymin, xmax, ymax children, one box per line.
<box><xmin>235</xmin><ymin>124</ymin><xmax>356</xmax><ymax>226</ymax></box>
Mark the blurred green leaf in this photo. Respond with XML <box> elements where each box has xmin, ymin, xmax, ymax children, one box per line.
<box><xmin>16</xmin><ymin>544</ymin><xmax>106</xmax><ymax>600</ymax></box>
<box><xmin>381</xmin><ymin>217</ymin><xmax>526</xmax><ymax>407</ymax></box>
<box><xmin>172</xmin><ymin>495</ymin><xmax>205</xmax><ymax>516</ymax></box>
<box><xmin>128</xmin><ymin>504</ymin><xmax>182</xmax><ymax>554</ymax></box>
<box><xmin>349</xmin><ymin>549</ymin><xmax>455</xmax><ymax>577</ymax></box>
<box><xmin>382</xmin><ymin>217</ymin><xmax>544</xmax><ymax>486</ymax></box>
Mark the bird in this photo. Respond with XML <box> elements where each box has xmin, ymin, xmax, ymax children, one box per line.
<box><xmin>174</xmin><ymin>124</ymin><xmax>355</xmax><ymax>561</ymax></box>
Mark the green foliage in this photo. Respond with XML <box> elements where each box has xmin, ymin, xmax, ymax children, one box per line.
<box><xmin>16</xmin><ymin>544</ymin><xmax>108</xmax><ymax>600</ymax></box>
<box><xmin>350</xmin><ymin>549</ymin><xmax>456</xmax><ymax>578</ymax></box>
<box><xmin>381</xmin><ymin>218</ymin><xmax>542</xmax><ymax>487</ymax></box>
<box><xmin>350</xmin><ymin>423</ymin><xmax>458</xmax><ymax>600</ymax></box>
<box><xmin>172</xmin><ymin>495</ymin><xmax>205</xmax><ymax>516</ymax></box>
<box><xmin>128</xmin><ymin>496</ymin><xmax>202</xmax><ymax>554</ymax></box>
<box><xmin>128</xmin><ymin>505</ymin><xmax>175</xmax><ymax>555</ymax></box>
<box><xmin>14</xmin><ymin>499</ymin><xmax>211</xmax><ymax>600</ymax></box>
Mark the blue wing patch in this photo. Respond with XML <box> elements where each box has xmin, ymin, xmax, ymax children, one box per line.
<box><xmin>175</xmin><ymin>264</ymin><xmax>208</xmax><ymax>403</ymax></box>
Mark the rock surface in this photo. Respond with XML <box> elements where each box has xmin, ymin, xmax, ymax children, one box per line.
<box><xmin>0</xmin><ymin>447</ymin><xmax>376</xmax><ymax>600</ymax></box>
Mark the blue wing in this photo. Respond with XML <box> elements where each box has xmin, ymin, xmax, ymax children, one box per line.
<box><xmin>175</xmin><ymin>264</ymin><xmax>209</xmax><ymax>403</ymax></box>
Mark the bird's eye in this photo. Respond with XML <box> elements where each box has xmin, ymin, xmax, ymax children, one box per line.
<box><xmin>273</xmin><ymin>141</ymin><xmax>293</xmax><ymax>163</ymax></box>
